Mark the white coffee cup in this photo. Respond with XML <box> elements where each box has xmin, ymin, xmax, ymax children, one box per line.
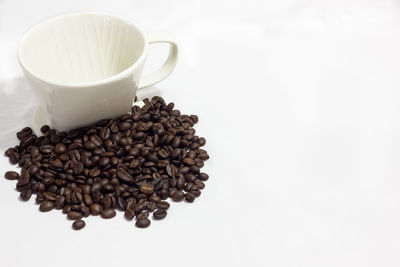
<box><xmin>17</xmin><ymin>12</ymin><xmax>178</xmax><ymax>134</ymax></box>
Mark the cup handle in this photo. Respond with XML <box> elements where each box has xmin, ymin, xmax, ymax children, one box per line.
<box><xmin>138</xmin><ymin>33</ymin><xmax>178</xmax><ymax>89</ymax></box>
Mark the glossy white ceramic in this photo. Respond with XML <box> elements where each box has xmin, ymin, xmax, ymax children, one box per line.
<box><xmin>17</xmin><ymin>12</ymin><xmax>178</xmax><ymax>132</ymax></box>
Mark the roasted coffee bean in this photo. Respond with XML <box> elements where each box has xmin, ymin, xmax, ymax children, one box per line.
<box><xmin>198</xmin><ymin>173</ymin><xmax>209</xmax><ymax>181</ymax></box>
<box><xmin>191</xmin><ymin>190</ymin><xmax>201</xmax><ymax>197</ymax></box>
<box><xmin>124</xmin><ymin>209</ymin><xmax>135</xmax><ymax>220</ymax></box>
<box><xmin>90</xmin><ymin>203</ymin><xmax>102</xmax><ymax>215</ymax></box>
<box><xmin>81</xmin><ymin>206</ymin><xmax>90</xmax><ymax>217</ymax></box>
<box><xmin>40</xmin><ymin>125</ymin><xmax>50</xmax><ymax>134</ymax></box>
<box><xmin>135</xmin><ymin>218</ymin><xmax>151</xmax><ymax>228</ymax></box>
<box><xmin>117</xmin><ymin>168</ymin><xmax>134</xmax><ymax>184</ymax></box>
<box><xmin>185</xmin><ymin>193</ymin><xmax>196</xmax><ymax>203</ymax></box>
<box><xmin>149</xmin><ymin>195</ymin><xmax>161</xmax><ymax>203</ymax></box>
<box><xmin>28</xmin><ymin>165</ymin><xmax>39</xmax><ymax>175</ymax></box>
<box><xmin>83</xmin><ymin>194</ymin><xmax>93</xmax><ymax>206</ymax></box>
<box><xmin>39</xmin><ymin>201</ymin><xmax>54</xmax><ymax>212</ymax></box>
<box><xmin>147</xmin><ymin>201</ymin><xmax>157</xmax><ymax>212</ymax></box>
<box><xmin>16</xmin><ymin>180</ymin><xmax>30</xmax><ymax>192</ymax></box>
<box><xmin>71</xmin><ymin>192</ymin><xmax>83</xmax><ymax>204</ymax></box>
<box><xmin>134</xmin><ymin>202</ymin><xmax>147</xmax><ymax>213</ymax></box>
<box><xmin>100</xmin><ymin>209</ymin><xmax>116</xmax><ymax>219</ymax></box>
<box><xmin>72</xmin><ymin>220</ymin><xmax>86</xmax><ymax>230</ymax></box>
<box><xmin>136</xmin><ymin>211</ymin><xmax>149</xmax><ymax>220</ymax></box>
<box><xmin>140</xmin><ymin>183</ymin><xmax>154</xmax><ymax>195</ymax></box>
<box><xmin>153</xmin><ymin>209</ymin><xmax>167</xmax><ymax>220</ymax></box>
<box><xmin>84</xmin><ymin>141</ymin><xmax>97</xmax><ymax>150</ymax></box>
<box><xmin>98</xmin><ymin>157</ymin><xmax>110</xmax><ymax>167</ymax></box>
<box><xmin>43</xmin><ymin>192</ymin><xmax>57</xmax><ymax>201</ymax></box>
<box><xmin>189</xmin><ymin>115</ymin><xmax>198</xmax><ymax>123</ymax></box>
<box><xmin>55</xmin><ymin>143</ymin><xmax>67</xmax><ymax>154</ymax></box>
<box><xmin>156</xmin><ymin>201</ymin><xmax>170</xmax><ymax>210</ymax></box>
<box><xmin>40</xmin><ymin>144</ymin><xmax>54</xmax><ymax>154</ymax></box>
<box><xmin>172</xmin><ymin>191</ymin><xmax>184</xmax><ymax>202</ymax></box>
<box><xmin>194</xmin><ymin>180</ymin><xmax>205</xmax><ymax>190</ymax></box>
<box><xmin>67</xmin><ymin>211</ymin><xmax>83</xmax><ymax>220</ymax></box>
<box><xmin>117</xmin><ymin>197</ymin><xmax>126</xmax><ymax>210</ymax></box>
<box><xmin>4</xmin><ymin>171</ymin><xmax>19</xmax><ymax>180</ymax></box>
<box><xmin>183</xmin><ymin>158</ymin><xmax>195</xmax><ymax>166</ymax></box>
<box><xmin>36</xmin><ymin>192</ymin><xmax>45</xmax><ymax>204</ymax></box>
<box><xmin>55</xmin><ymin>196</ymin><xmax>65</xmax><ymax>209</ymax></box>
<box><xmin>20</xmin><ymin>189</ymin><xmax>32</xmax><ymax>201</ymax></box>
<box><xmin>62</xmin><ymin>205</ymin><xmax>71</xmax><ymax>214</ymax></box>
<box><xmin>99</xmin><ymin>128</ymin><xmax>111</xmax><ymax>140</ymax></box>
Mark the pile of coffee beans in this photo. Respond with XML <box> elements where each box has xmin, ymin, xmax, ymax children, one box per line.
<box><xmin>3</xmin><ymin>96</ymin><xmax>209</xmax><ymax>230</ymax></box>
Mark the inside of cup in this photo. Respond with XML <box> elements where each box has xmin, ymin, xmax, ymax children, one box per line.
<box><xmin>18</xmin><ymin>13</ymin><xmax>145</xmax><ymax>84</ymax></box>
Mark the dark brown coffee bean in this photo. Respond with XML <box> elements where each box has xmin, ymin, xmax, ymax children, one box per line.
<box><xmin>149</xmin><ymin>195</ymin><xmax>161</xmax><ymax>203</ymax></box>
<box><xmin>90</xmin><ymin>135</ymin><xmax>102</xmax><ymax>147</ymax></box>
<box><xmin>99</xmin><ymin>127</ymin><xmax>111</xmax><ymax>140</ymax></box>
<box><xmin>189</xmin><ymin>115</ymin><xmax>198</xmax><ymax>123</ymax></box>
<box><xmin>185</xmin><ymin>173</ymin><xmax>197</xmax><ymax>182</ymax></box>
<box><xmin>98</xmin><ymin>157</ymin><xmax>110</xmax><ymax>167</ymax></box>
<box><xmin>71</xmin><ymin>191</ymin><xmax>83</xmax><ymax>204</ymax></box>
<box><xmin>194</xmin><ymin>180</ymin><xmax>205</xmax><ymax>189</ymax></box>
<box><xmin>62</xmin><ymin>205</ymin><xmax>71</xmax><ymax>214</ymax></box>
<box><xmin>43</xmin><ymin>192</ymin><xmax>57</xmax><ymax>201</ymax></box>
<box><xmin>198</xmin><ymin>137</ymin><xmax>206</xmax><ymax>146</ymax></box>
<box><xmin>55</xmin><ymin>143</ymin><xmax>67</xmax><ymax>154</ymax></box>
<box><xmin>28</xmin><ymin>165</ymin><xmax>39</xmax><ymax>175</ymax></box>
<box><xmin>147</xmin><ymin>202</ymin><xmax>157</xmax><ymax>212</ymax></box>
<box><xmin>36</xmin><ymin>192</ymin><xmax>45</xmax><ymax>204</ymax></box>
<box><xmin>135</xmin><ymin>218</ymin><xmax>151</xmax><ymax>228</ymax></box>
<box><xmin>157</xmin><ymin>149</ymin><xmax>169</xmax><ymax>158</ymax></box>
<box><xmin>185</xmin><ymin>192</ymin><xmax>196</xmax><ymax>203</ymax></box>
<box><xmin>131</xmin><ymin>112</ymin><xmax>141</xmax><ymax>121</ymax></box>
<box><xmin>73</xmin><ymin>162</ymin><xmax>84</xmax><ymax>175</ymax></box>
<box><xmin>4</xmin><ymin>171</ymin><xmax>19</xmax><ymax>180</ymax></box>
<box><xmin>20</xmin><ymin>189</ymin><xmax>32</xmax><ymax>201</ymax></box>
<box><xmin>156</xmin><ymin>201</ymin><xmax>170</xmax><ymax>210</ymax></box>
<box><xmin>136</xmin><ymin>211</ymin><xmax>149</xmax><ymax>220</ymax></box>
<box><xmin>40</xmin><ymin>144</ymin><xmax>54</xmax><ymax>154</ymax></box>
<box><xmin>172</xmin><ymin>191</ymin><xmax>184</xmax><ymax>202</ymax></box>
<box><xmin>89</xmin><ymin>168</ymin><xmax>101</xmax><ymax>177</ymax></box>
<box><xmin>40</xmin><ymin>125</ymin><xmax>50</xmax><ymax>134</ymax></box>
<box><xmin>197</xmin><ymin>153</ymin><xmax>209</xmax><ymax>160</ymax></box>
<box><xmin>134</xmin><ymin>202</ymin><xmax>147</xmax><ymax>213</ymax></box>
<box><xmin>153</xmin><ymin>209</ymin><xmax>167</xmax><ymax>220</ymax></box>
<box><xmin>67</xmin><ymin>211</ymin><xmax>83</xmax><ymax>220</ymax></box>
<box><xmin>171</xmin><ymin>148</ymin><xmax>181</xmax><ymax>159</ymax></box>
<box><xmin>39</xmin><ymin>201</ymin><xmax>54</xmax><ymax>212</ymax></box>
<box><xmin>84</xmin><ymin>141</ymin><xmax>96</xmax><ymax>150</ymax></box>
<box><xmin>83</xmin><ymin>194</ymin><xmax>93</xmax><ymax>206</ymax></box>
<box><xmin>55</xmin><ymin>196</ymin><xmax>65</xmax><ymax>209</ymax></box>
<box><xmin>100</xmin><ymin>209</ymin><xmax>116</xmax><ymax>219</ymax></box>
<box><xmin>183</xmin><ymin>158</ymin><xmax>195</xmax><ymax>166</ymax></box>
<box><xmin>125</xmin><ymin>209</ymin><xmax>135</xmax><ymax>220</ymax></box>
<box><xmin>81</xmin><ymin>206</ymin><xmax>90</xmax><ymax>217</ymax></box>
<box><xmin>72</xmin><ymin>220</ymin><xmax>85</xmax><ymax>230</ymax></box>
<box><xmin>90</xmin><ymin>203</ymin><xmax>102</xmax><ymax>215</ymax></box>
<box><xmin>117</xmin><ymin>168</ymin><xmax>134</xmax><ymax>184</ymax></box>
<box><xmin>191</xmin><ymin>190</ymin><xmax>201</xmax><ymax>197</ymax></box>
<box><xmin>140</xmin><ymin>183</ymin><xmax>154</xmax><ymax>195</ymax></box>
<box><xmin>198</xmin><ymin>173</ymin><xmax>209</xmax><ymax>181</ymax></box>
<box><xmin>175</xmin><ymin>178</ymin><xmax>185</xmax><ymax>191</ymax></box>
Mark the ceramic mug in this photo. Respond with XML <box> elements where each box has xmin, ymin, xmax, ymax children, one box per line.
<box><xmin>17</xmin><ymin>12</ymin><xmax>178</xmax><ymax>134</ymax></box>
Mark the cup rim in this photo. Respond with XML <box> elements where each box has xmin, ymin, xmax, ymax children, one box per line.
<box><xmin>17</xmin><ymin>12</ymin><xmax>148</xmax><ymax>88</ymax></box>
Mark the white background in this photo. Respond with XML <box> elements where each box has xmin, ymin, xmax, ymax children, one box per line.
<box><xmin>1</xmin><ymin>0</ymin><xmax>400</xmax><ymax>266</ymax></box>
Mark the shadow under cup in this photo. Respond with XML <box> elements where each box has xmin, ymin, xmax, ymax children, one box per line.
<box><xmin>18</xmin><ymin>13</ymin><xmax>149</xmax><ymax>132</ymax></box>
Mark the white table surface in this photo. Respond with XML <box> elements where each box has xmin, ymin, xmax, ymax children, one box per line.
<box><xmin>1</xmin><ymin>1</ymin><xmax>400</xmax><ymax>266</ymax></box>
